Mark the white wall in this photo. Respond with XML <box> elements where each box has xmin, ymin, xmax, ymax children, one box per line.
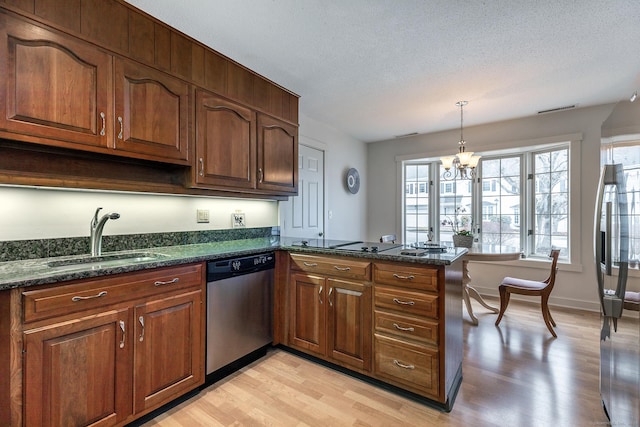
<box><xmin>367</xmin><ymin>103</ymin><xmax>639</xmax><ymax>311</ymax></box>
<box><xmin>0</xmin><ymin>186</ymin><xmax>278</xmax><ymax>241</ymax></box>
<box><xmin>296</xmin><ymin>113</ymin><xmax>368</xmax><ymax>240</ymax></box>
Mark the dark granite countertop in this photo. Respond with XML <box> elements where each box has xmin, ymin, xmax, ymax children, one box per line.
<box><xmin>0</xmin><ymin>237</ymin><xmax>467</xmax><ymax>291</ymax></box>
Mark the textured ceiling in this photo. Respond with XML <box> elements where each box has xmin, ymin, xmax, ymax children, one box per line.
<box><xmin>126</xmin><ymin>0</ymin><xmax>640</xmax><ymax>142</ymax></box>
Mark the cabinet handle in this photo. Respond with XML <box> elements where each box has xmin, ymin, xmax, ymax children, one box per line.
<box><xmin>393</xmin><ymin>273</ymin><xmax>415</xmax><ymax>280</ymax></box>
<box><xmin>117</xmin><ymin>116</ymin><xmax>123</xmax><ymax>140</ymax></box>
<box><xmin>319</xmin><ymin>285</ymin><xmax>323</xmax><ymax>305</ymax></box>
<box><xmin>258</xmin><ymin>168</ymin><xmax>264</xmax><ymax>183</ymax></box>
<box><xmin>199</xmin><ymin>158</ymin><xmax>205</xmax><ymax>177</ymax></box>
<box><xmin>99</xmin><ymin>112</ymin><xmax>106</xmax><ymax>136</ymax></box>
<box><xmin>393</xmin><ymin>298</ymin><xmax>415</xmax><ymax>306</ymax></box>
<box><xmin>154</xmin><ymin>278</ymin><xmax>179</xmax><ymax>286</ymax></box>
<box><xmin>393</xmin><ymin>359</ymin><xmax>415</xmax><ymax>370</ymax></box>
<box><xmin>303</xmin><ymin>262</ymin><xmax>318</xmax><ymax>267</ymax></box>
<box><xmin>71</xmin><ymin>291</ymin><xmax>107</xmax><ymax>302</ymax></box>
<box><xmin>328</xmin><ymin>287</ymin><xmax>333</xmax><ymax>307</ymax></box>
<box><xmin>334</xmin><ymin>266</ymin><xmax>351</xmax><ymax>272</ymax></box>
<box><xmin>138</xmin><ymin>316</ymin><xmax>145</xmax><ymax>342</ymax></box>
<box><xmin>119</xmin><ymin>320</ymin><xmax>126</xmax><ymax>349</ymax></box>
<box><xmin>393</xmin><ymin>323</ymin><xmax>415</xmax><ymax>332</ymax></box>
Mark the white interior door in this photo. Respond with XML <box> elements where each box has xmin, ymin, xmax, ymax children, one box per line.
<box><xmin>280</xmin><ymin>144</ymin><xmax>324</xmax><ymax>238</ymax></box>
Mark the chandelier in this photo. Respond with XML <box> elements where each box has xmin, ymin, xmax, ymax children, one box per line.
<box><xmin>440</xmin><ymin>101</ymin><xmax>480</xmax><ymax>180</ymax></box>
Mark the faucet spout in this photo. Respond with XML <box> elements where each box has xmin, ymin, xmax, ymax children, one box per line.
<box><xmin>90</xmin><ymin>207</ymin><xmax>120</xmax><ymax>257</ymax></box>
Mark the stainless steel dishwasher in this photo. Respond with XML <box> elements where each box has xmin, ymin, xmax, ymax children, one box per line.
<box><xmin>206</xmin><ymin>252</ymin><xmax>274</xmax><ymax>381</ymax></box>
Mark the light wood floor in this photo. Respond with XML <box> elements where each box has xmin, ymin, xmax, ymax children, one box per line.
<box><xmin>139</xmin><ymin>298</ymin><xmax>610</xmax><ymax>427</ymax></box>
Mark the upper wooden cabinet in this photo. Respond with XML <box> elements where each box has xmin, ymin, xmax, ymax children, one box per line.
<box><xmin>194</xmin><ymin>89</ymin><xmax>298</xmax><ymax>196</ymax></box>
<box><xmin>0</xmin><ymin>2</ymin><xmax>299</xmax><ymax>197</ymax></box>
<box><xmin>257</xmin><ymin>113</ymin><xmax>298</xmax><ymax>194</ymax></box>
<box><xmin>0</xmin><ymin>13</ymin><xmax>113</xmax><ymax>150</ymax></box>
<box><xmin>194</xmin><ymin>90</ymin><xmax>256</xmax><ymax>189</ymax></box>
<box><xmin>114</xmin><ymin>58</ymin><xmax>190</xmax><ymax>163</ymax></box>
<box><xmin>0</xmin><ymin>13</ymin><xmax>190</xmax><ymax>165</ymax></box>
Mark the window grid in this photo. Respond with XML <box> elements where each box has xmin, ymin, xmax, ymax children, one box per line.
<box><xmin>532</xmin><ymin>149</ymin><xmax>569</xmax><ymax>258</ymax></box>
<box><xmin>404</xmin><ymin>163</ymin><xmax>430</xmax><ymax>244</ymax></box>
<box><xmin>479</xmin><ymin>156</ymin><xmax>521</xmax><ymax>249</ymax></box>
<box><xmin>401</xmin><ymin>143</ymin><xmax>571</xmax><ymax>259</ymax></box>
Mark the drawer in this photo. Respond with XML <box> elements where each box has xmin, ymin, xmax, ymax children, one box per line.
<box><xmin>373</xmin><ymin>263</ymin><xmax>438</xmax><ymax>292</ymax></box>
<box><xmin>374</xmin><ymin>334</ymin><xmax>439</xmax><ymax>397</ymax></box>
<box><xmin>374</xmin><ymin>285</ymin><xmax>438</xmax><ymax>319</ymax></box>
<box><xmin>23</xmin><ymin>263</ymin><xmax>203</xmax><ymax>323</ymax></box>
<box><xmin>374</xmin><ymin>310</ymin><xmax>438</xmax><ymax>345</ymax></box>
<box><xmin>290</xmin><ymin>253</ymin><xmax>371</xmax><ymax>280</ymax></box>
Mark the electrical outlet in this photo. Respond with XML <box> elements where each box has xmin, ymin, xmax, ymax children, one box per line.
<box><xmin>232</xmin><ymin>212</ymin><xmax>245</xmax><ymax>228</ymax></box>
<box><xmin>197</xmin><ymin>209</ymin><xmax>210</xmax><ymax>223</ymax></box>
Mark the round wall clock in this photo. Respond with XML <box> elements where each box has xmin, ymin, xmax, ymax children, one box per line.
<box><xmin>346</xmin><ymin>168</ymin><xmax>360</xmax><ymax>194</ymax></box>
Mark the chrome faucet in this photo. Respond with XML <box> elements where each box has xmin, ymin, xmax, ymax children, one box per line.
<box><xmin>90</xmin><ymin>207</ymin><xmax>120</xmax><ymax>257</ymax></box>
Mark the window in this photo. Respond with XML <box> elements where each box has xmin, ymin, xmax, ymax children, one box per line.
<box><xmin>604</xmin><ymin>141</ymin><xmax>640</xmax><ymax>269</ymax></box>
<box><xmin>532</xmin><ymin>149</ymin><xmax>569</xmax><ymax>257</ymax></box>
<box><xmin>404</xmin><ymin>163</ymin><xmax>430</xmax><ymax>244</ymax></box>
<box><xmin>480</xmin><ymin>156</ymin><xmax>521</xmax><ymax>248</ymax></box>
<box><xmin>402</xmin><ymin>143</ymin><xmax>571</xmax><ymax>258</ymax></box>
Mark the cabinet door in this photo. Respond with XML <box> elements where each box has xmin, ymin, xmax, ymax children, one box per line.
<box><xmin>326</xmin><ymin>278</ymin><xmax>372</xmax><ymax>371</ymax></box>
<box><xmin>289</xmin><ymin>273</ymin><xmax>326</xmax><ymax>356</ymax></box>
<box><xmin>0</xmin><ymin>13</ymin><xmax>113</xmax><ymax>149</ymax></box>
<box><xmin>23</xmin><ymin>308</ymin><xmax>132</xmax><ymax>427</ymax></box>
<box><xmin>133</xmin><ymin>289</ymin><xmax>203</xmax><ymax>414</ymax></box>
<box><xmin>194</xmin><ymin>90</ymin><xmax>256</xmax><ymax>189</ymax></box>
<box><xmin>257</xmin><ymin>114</ymin><xmax>298</xmax><ymax>194</ymax></box>
<box><xmin>114</xmin><ymin>58</ymin><xmax>190</xmax><ymax>164</ymax></box>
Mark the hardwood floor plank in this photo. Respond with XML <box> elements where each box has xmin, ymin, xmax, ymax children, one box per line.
<box><xmin>139</xmin><ymin>298</ymin><xmax>611</xmax><ymax>427</ymax></box>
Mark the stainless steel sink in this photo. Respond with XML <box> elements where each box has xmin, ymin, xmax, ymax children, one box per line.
<box><xmin>47</xmin><ymin>252</ymin><xmax>168</xmax><ymax>271</ymax></box>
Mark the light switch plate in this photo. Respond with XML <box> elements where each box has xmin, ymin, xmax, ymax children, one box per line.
<box><xmin>197</xmin><ymin>209</ymin><xmax>210</xmax><ymax>223</ymax></box>
<box><xmin>232</xmin><ymin>212</ymin><xmax>245</xmax><ymax>228</ymax></box>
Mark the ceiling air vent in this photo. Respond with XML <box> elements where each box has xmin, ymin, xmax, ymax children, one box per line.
<box><xmin>537</xmin><ymin>105</ymin><xmax>576</xmax><ymax>115</ymax></box>
<box><xmin>394</xmin><ymin>132</ymin><xmax>419</xmax><ymax>138</ymax></box>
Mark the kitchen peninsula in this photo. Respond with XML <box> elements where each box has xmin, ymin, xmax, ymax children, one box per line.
<box><xmin>0</xmin><ymin>236</ymin><xmax>465</xmax><ymax>425</ymax></box>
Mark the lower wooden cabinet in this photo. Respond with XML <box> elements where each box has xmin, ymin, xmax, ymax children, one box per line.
<box><xmin>23</xmin><ymin>308</ymin><xmax>132</xmax><ymax>427</ymax></box>
<box><xmin>134</xmin><ymin>290</ymin><xmax>203</xmax><ymax>414</ymax></box>
<box><xmin>282</xmin><ymin>252</ymin><xmax>464</xmax><ymax>407</ymax></box>
<box><xmin>20</xmin><ymin>263</ymin><xmax>205</xmax><ymax>427</ymax></box>
<box><xmin>289</xmin><ymin>262</ymin><xmax>372</xmax><ymax>372</ymax></box>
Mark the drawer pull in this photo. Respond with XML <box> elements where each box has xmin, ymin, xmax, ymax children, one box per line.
<box><xmin>334</xmin><ymin>266</ymin><xmax>351</xmax><ymax>272</ymax></box>
<box><xmin>393</xmin><ymin>298</ymin><xmax>415</xmax><ymax>306</ymax></box>
<box><xmin>139</xmin><ymin>316</ymin><xmax>145</xmax><ymax>342</ymax></box>
<box><xmin>393</xmin><ymin>273</ymin><xmax>415</xmax><ymax>280</ymax></box>
<box><xmin>393</xmin><ymin>359</ymin><xmax>415</xmax><ymax>370</ymax></box>
<box><xmin>71</xmin><ymin>291</ymin><xmax>107</xmax><ymax>302</ymax></box>
<box><xmin>119</xmin><ymin>320</ymin><xmax>126</xmax><ymax>349</ymax></box>
<box><xmin>154</xmin><ymin>277</ymin><xmax>179</xmax><ymax>286</ymax></box>
<box><xmin>393</xmin><ymin>323</ymin><xmax>415</xmax><ymax>332</ymax></box>
<box><xmin>303</xmin><ymin>262</ymin><xmax>318</xmax><ymax>267</ymax></box>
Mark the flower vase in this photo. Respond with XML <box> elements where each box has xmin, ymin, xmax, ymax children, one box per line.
<box><xmin>452</xmin><ymin>234</ymin><xmax>474</xmax><ymax>248</ymax></box>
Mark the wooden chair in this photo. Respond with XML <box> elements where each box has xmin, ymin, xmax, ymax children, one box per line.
<box><xmin>379</xmin><ymin>234</ymin><xmax>397</xmax><ymax>243</ymax></box>
<box><xmin>495</xmin><ymin>249</ymin><xmax>561</xmax><ymax>337</ymax></box>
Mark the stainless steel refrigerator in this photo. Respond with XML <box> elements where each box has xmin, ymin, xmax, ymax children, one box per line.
<box><xmin>594</xmin><ymin>163</ymin><xmax>639</xmax><ymax>425</ymax></box>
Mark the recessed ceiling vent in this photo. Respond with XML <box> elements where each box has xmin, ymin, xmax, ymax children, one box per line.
<box><xmin>394</xmin><ymin>132</ymin><xmax>419</xmax><ymax>138</ymax></box>
<box><xmin>537</xmin><ymin>105</ymin><xmax>577</xmax><ymax>114</ymax></box>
